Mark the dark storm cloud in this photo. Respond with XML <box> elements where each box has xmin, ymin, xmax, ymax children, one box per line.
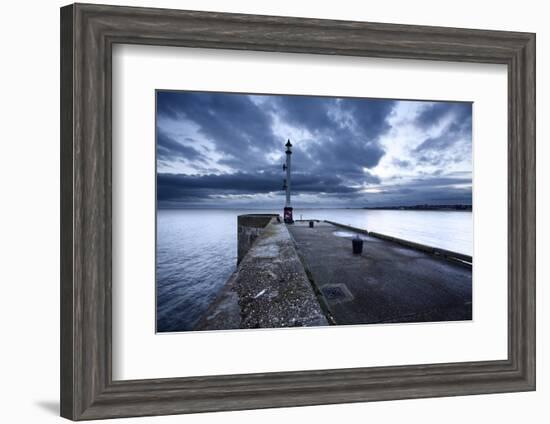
<box><xmin>157</xmin><ymin>91</ymin><xmax>394</xmax><ymax>203</ymax></box>
<box><xmin>319</xmin><ymin>172</ymin><xmax>471</xmax><ymax>206</ymax></box>
<box><xmin>309</xmin><ymin>137</ymin><xmax>384</xmax><ymax>173</ymax></box>
<box><xmin>415</xmin><ymin>102</ymin><xmax>471</xmax><ymax>130</ymax></box>
<box><xmin>413</xmin><ymin>102</ymin><xmax>472</xmax><ymax>167</ymax></box>
<box><xmin>157</xmin><ymin>170</ymin><xmax>365</xmax><ymax>203</ymax></box>
<box><xmin>269</xmin><ymin>96</ymin><xmax>392</xmax><ymax>173</ymax></box>
<box><xmin>270</xmin><ymin>96</ymin><xmax>394</xmax><ymax>139</ymax></box>
<box><xmin>269</xmin><ymin>96</ymin><xmax>337</xmax><ymax>133</ymax></box>
<box><xmin>157</xmin><ymin>171</ymin><xmax>470</xmax><ymax>206</ymax></box>
<box><xmin>157</xmin><ymin>129</ymin><xmax>205</xmax><ymax>163</ymax></box>
<box><xmin>340</xmin><ymin>97</ymin><xmax>396</xmax><ymax>138</ymax></box>
<box><xmin>157</xmin><ymin>172</ymin><xmax>471</xmax><ymax>208</ymax></box>
<box><xmin>415</xmin><ymin>119</ymin><xmax>470</xmax><ymax>153</ymax></box>
<box><xmin>157</xmin><ymin>91</ymin><xmax>279</xmax><ymax>169</ymax></box>
<box><xmin>156</xmin><ymin>90</ymin><xmax>471</xmax><ymax>207</ymax></box>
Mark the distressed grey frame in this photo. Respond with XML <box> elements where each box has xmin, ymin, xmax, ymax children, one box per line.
<box><xmin>60</xmin><ymin>3</ymin><xmax>536</xmax><ymax>420</ymax></box>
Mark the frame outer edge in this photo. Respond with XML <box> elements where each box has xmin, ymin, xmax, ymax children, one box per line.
<box><xmin>522</xmin><ymin>33</ymin><xmax>536</xmax><ymax>389</ymax></box>
<box><xmin>59</xmin><ymin>3</ymin><xmax>537</xmax><ymax>420</ymax></box>
<box><xmin>509</xmin><ymin>33</ymin><xmax>536</xmax><ymax>389</ymax></box>
<box><xmin>60</xmin><ymin>3</ymin><xmax>76</xmax><ymax>420</ymax></box>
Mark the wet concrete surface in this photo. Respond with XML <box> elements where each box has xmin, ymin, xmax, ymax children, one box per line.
<box><xmin>287</xmin><ymin>221</ymin><xmax>472</xmax><ymax>325</ymax></box>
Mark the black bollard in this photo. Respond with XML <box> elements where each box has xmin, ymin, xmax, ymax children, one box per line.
<box><xmin>352</xmin><ymin>236</ymin><xmax>363</xmax><ymax>254</ymax></box>
<box><xmin>309</xmin><ymin>221</ymin><xmax>314</xmax><ymax>228</ymax></box>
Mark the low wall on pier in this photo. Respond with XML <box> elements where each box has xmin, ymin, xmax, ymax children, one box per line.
<box><xmin>237</xmin><ymin>214</ymin><xmax>279</xmax><ymax>264</ymax></box>
<box><xmin>198</xmin><ymin>215</ymin><xmax>328</xmax><ymax>330</ymax></box>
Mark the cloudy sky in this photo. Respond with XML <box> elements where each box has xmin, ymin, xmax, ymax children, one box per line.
<box><xmin>156</xmin><ymin>90</ymin><xmax>472</xmax><ymax>209</ymax></box>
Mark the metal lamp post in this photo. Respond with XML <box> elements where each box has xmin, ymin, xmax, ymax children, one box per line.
<box><xmin>283</xmin><ymin>139</ymin><xmax>294</xmax><ymax>223</ymax></box>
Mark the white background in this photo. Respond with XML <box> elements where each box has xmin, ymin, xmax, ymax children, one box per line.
<box><xmin>113</xmin><ymin>45</ymin><xmax>507</xmax><ymax>380</ymax></box>
<box><xmin>0</xmin><ymin>0</ymin><xmax>547</xmax><ymax>423</ymax></box>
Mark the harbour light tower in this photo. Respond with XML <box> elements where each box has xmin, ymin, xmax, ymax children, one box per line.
<box><xmin>283</xmin><ymin>139</ymin><xmax>294</xmax><ymax>223</ymax></box>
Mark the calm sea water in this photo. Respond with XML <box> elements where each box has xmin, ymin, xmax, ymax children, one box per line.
<box><xmin>156</xmin><ymin>208</ymin><xmax>472</xmax><ymax>332</ymax></box>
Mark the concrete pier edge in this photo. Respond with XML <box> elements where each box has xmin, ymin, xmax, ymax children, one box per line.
<box><xmin>198</xmin><ymin>214</ymin><xmax>329</xmax><ymax>331</ymax></box>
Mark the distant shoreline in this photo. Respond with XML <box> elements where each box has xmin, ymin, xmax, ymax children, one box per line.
<box><xmin>361</xmin><ymin>204</ymin><xmax>472</xmax><ymax>211</ymax></box>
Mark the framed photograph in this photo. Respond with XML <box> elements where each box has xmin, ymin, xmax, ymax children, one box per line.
<box><xmin>60</xmin><ymin>3</ymin><xmax>535</xmax><ymax>420</ymax></box>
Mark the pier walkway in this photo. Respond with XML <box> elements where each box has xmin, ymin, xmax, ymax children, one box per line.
<box><xmin>287</xmin><ymin>221</ymin><xmax>472</xmax><ymax>325</ymax></box>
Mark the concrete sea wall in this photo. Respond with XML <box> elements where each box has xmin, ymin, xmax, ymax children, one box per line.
<box><xmin>198</xmin><ymin>215</ymin><xmax>328</xmax><ymax>330</ymax></box>
<box><xmin>237</xmin><ymin>214</ymin><xmax>279</xmax><ymax>264</ymax></box>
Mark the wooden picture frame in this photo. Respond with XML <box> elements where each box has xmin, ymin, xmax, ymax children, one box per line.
<box><xmin>60</xmin><ymin>3</ymin><xmax>536</xmax><ymax>420</ymax></box>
